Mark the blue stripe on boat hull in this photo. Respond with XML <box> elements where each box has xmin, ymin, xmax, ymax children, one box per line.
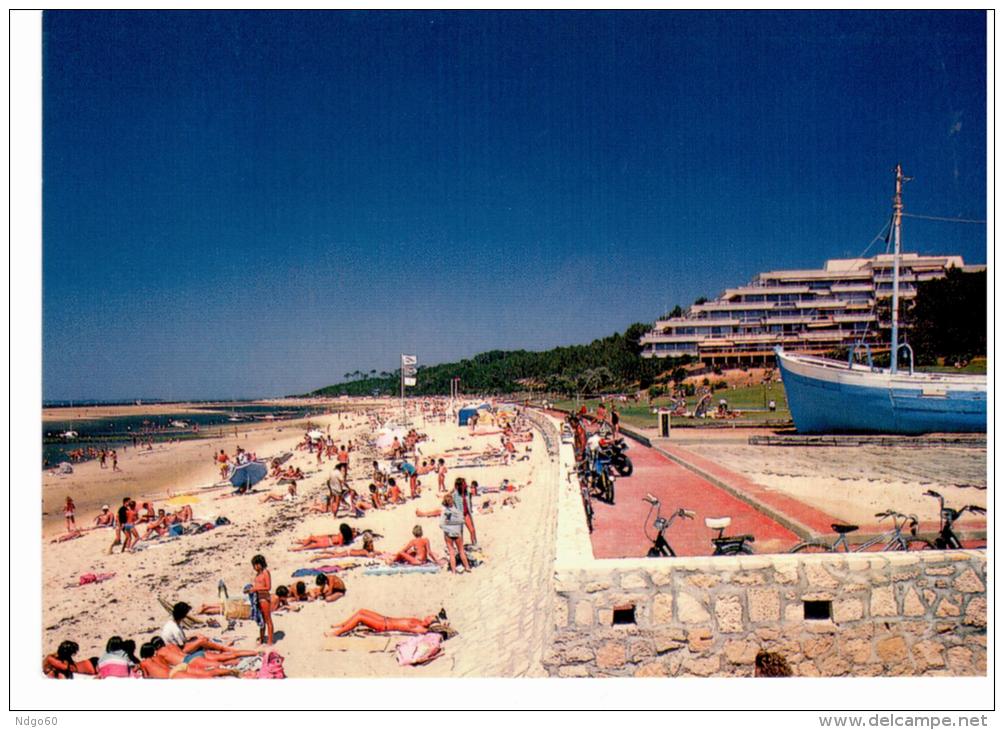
<box><xmin>780</xmin><ymin>365</ymin><xmax>987</xmax><ymax>435</ymax></box>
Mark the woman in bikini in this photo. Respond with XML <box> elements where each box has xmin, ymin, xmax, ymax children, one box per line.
<box><xmin>324</xmin><ymin>610</ymin><xmax>450</xmax><ymax>638</ymax></box>
<box><xmin>248</xmin><ymin>554</ymin><xmax>274</xmax><ymax>645</ymax></box>
<box><xmin>308</xmin><ymin>532</ymin><xmax>380</xmax><ymax>561</ymax></box>
<box><xmin>289</xmin><ymin>523</ymin><xmax>357</xmax><ymax>551</ymax></box>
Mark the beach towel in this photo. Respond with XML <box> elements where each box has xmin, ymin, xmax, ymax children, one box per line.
<box><xmin>290</xmin><ymin>566</ymin><xmax>345</xmax><ymax>578</ymax></box>
<box><xmin>246</xmin><ymin>584</ymin><xmax>264</xmax><ymax>628</ymax></box>
<box><xmin>78</xmin><ymin>572</ymin><xmax>116</xmax><ymax>586</ymax></box>
<box><xmin>395</xmin><ymin>633</ymin><xmax>443</xmax><ymax>666</ymax></box>
<box><xmin>323</xmin><ymin>635</ymin><xmax>394</xmax><ymax>653</ymax></box>
<box><xmin>257</xmin><ymin>651</ymin><xmax>286</xmax><ymax>679</ymax></box>
<box><xmin>363</xmin><ymin>564</ymin><xmax>439</xmax><ymax>577</ymax></box>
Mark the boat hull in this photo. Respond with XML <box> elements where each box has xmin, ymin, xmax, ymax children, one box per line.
<box><xmin>776</xmin><ymin>349</ymin><xmax>986</xmax><ymax>435</ymax></box>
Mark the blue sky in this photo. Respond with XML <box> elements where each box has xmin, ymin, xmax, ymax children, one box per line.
<box><xmin>42</xmin><ymin>10</ymin><xmax>987</xmax><ymax>401</ymax></box>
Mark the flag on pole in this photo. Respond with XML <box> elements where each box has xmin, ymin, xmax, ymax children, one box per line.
<box><xmin>401</xmin><ymin>355</ymin><xmax>418</xmax><ymax>387</ymax></box>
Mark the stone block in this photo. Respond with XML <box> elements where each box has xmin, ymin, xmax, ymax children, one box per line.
<box><xmin>563</xmin><ymin>645</ymin><xmax>595</xmax><ymax>663</ymax></box>
<box><xmin>912</xmin><ymin>640</ymin><xmax>945</xmax><ymax>669</ymax></box>
<box><xmin>783</xmin><ymin>603</ymin><xmax>803</xmax><ymax>623</ymax></box>
<box><xmin>574</xmin><ymin>599</ymin><xmax>594</xmax><ymax>626</ymax></box>
<box><xmin>651</xmin><ymin>571</ymin><xmax>673</xmax><ymax>587</ymax></box>
<box><xmin>584</xmin><ymin>581</ymin><xmax>610</xmax><ymax>593</ymax></box>
<box><xmin>595</xmin><ymin>641</ymin><xmax>627</xmax><ymax>669</ymax></box>
<box><xmin>805</xmin><ymin>562</ymin><xmax>840</xmax><ymax>589</ymax></box>
<box><xmin>755</xmin><ymin>627</ymin><xmax>780</xmax><ymax>642</ymax></box>
<box><xmin>733</xmin><ymin>571</ymin><xmax>766</xmax><ymax>585</ymax></box>
<box><xmin>953</xmin><ymin>568</ymin><xmax>985</xmax><ymax>594</ymax></box>
<box><xmin>676</xmin><ymin>592</ymin><xmax>710</xmax><ymax>624</ymax></box>
<box><xmin>935</xmin><ymin>598</ymin><xmax>961</xmax><ymax>618</ymax></box>
<box><xmin>891</xmin><ymin>569</ymin><xmax>920</xmax><ymax>582</ymax></box>
<box><xmin>557</xmin><ymin>664</ymin><xmax>590</xmax><ymax>678</ymax></box>
<box><xmin>714</xmin><ymin>595</ymin><xmax>744</xmax><ymax>633</ymax></box>
<box><xmin>876</xmin><ymin>636</ymin><xmax>909</xmax><ymax>666</ymax></box>
<box><xmin>818</xmin><ymin>654</ymin><xmax>851</xmax><ymax>676</ymax></box>
<box><xmin>832</xmin><ymin>597</ymin><xmax>863</xmax><ymax>623</ymax></box>
<box><xmin>870</xmin><ymin>585</ymin><xmax>898</xmax><ymax>617</ymax></box>
<box><xmin>843</xmin><ymin>623</ymin><xmax>875</xmax><ymax>640</ymax></box>
<box><xmin>840</xmin><ymin>638</ymin><xmax>872</xmax><ymax>664</ymax></box>
<box><xmin>748</xmin><ymin>588</ymin><xmax>781</xmax><ymax>622</ymax></box>
<box><xmin>773</xmin><ymin>563</ymin><xmax>799</xmax><ymax>584</ymax></box>
<box><xmin>681</xmin><ymin>656</ymin><xmax>720</xmax><ymax>677</ymax></box>
<box><xmin>796</xmin><ymin>660</ymin><xmax>821</xmax><ymax>677</ymax></box>
<box><xmin>963</xmin><ymin>597</ymin><xmax>987</xmax><ymax>628</ymax></box>
<box><xmin>687</xmin><ymin>627</ymin><xmax>714</xmax><ymax>653</ymax></box>
<box><xmin>687</xmin><ymin>573</ymin><xmax>720</xmax><ymax>590</ymax></box>
<box><xmin>634</xmin><ymin>661</ymin><xmax>669</xmax><ymax>677</ymax></box>
<box><xmin>945</xmin><ymin>646</ymin><xmax>974</xmax><ymax>673</ymax></box>
<box><xmin>653</xmin><ymin>628</ymin><xmax>687</xmax><ymax>654</ymax></box>
<box><xmin>801</xmin><ymin>636</ymin><xmax>834</xmax><ymax>659</ymax></box>
<box><xmin>630</xmin><ymin>639</ymin><xmax>656</xmax><ymax>662</ymax></box>
<box><xmin>598</xmin><ymin>609</ymin><xmax>613</xmax><ymax>626</ymax></box>
<box><xmin>925</xmin><ymin>566</ymin><xmax>955</xmax><ymax>576</ymax></box>
<box><xmin>620</xmin><ymin>572</ymin><xmax>649</xmax><ymax>590</ymax></box>
<box><xmin>652</xmin><ymin>592</ymin><xmax>673</xmax><ymax>625</ymax></box>
<box><xmin>554</xmin><ymin>599</ymin><xmax>569</xmax><ymax>628</ymax></box>
<box><xmin>723</xmin><ymin>639</ymin><xmax>758</xmax><ymax>665</ymax></box>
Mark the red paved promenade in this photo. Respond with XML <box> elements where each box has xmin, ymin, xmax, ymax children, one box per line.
<box><xmin>588</xmin><ymin>437</ymin><xmax>799</xmax><ymax>558</ymax></box>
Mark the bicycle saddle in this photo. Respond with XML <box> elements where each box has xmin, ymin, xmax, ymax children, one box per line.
<box><xmin>831</xmin><ymin>523</ymin><xmax>859</xmax><ymax>534</ymax></box>
<box><xmin>705</xmin><ymin>517</ymin><xmax>731</xmax><ymax>530</ymax></box>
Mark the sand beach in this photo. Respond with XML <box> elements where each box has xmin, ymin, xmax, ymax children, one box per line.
<box><xmin>42</xmin><ymin>401</ymin><xmax>557</xmax><ymax>677</ymax></box>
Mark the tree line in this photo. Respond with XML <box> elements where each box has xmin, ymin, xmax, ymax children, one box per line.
<box><xmin>306</xmin><ymin>323</ymin><xmax>687</xmax><ymax>397</ymax></box>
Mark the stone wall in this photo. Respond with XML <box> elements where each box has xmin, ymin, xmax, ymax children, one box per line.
<box><xmin>538</xmin><ymin>414</ymin><xmax>988</xmax><ymax>678</ymax></box>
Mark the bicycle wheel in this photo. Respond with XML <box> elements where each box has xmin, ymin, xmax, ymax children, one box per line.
<box><xmin>790</xmin><ymin>541</ymin><xmax>832</xmax><ymax>554</ymax></box>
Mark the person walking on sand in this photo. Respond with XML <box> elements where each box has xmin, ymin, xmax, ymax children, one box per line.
<box><xmin>248</xmin><ymin>554</ymin><xmax>274</xmax><ymax>645</ymax></box>
<box><xmin>217</xmin><ymin>449</ymin><xmax>230</xmax><ymax>480</ymax></box>
<box><xmin>64</xmin><ymin>496</ymin><xmax>76</xmax><ymax>533</ymax></box>
<box><xmin>440</xmin><ymin>495</ymin><xmax>471</xmax><ymax>574</ymax></box>
<box><xmin>437</xmin><ymin>458</ymin><xmax>447</xmax><ymax>493</ymax></box>
<box><xmin>99</xmin><ymin>449</ymin><xmax>107</xmax><ymax>469</ymax></box>
<box><xmin>111</xmin><ymin>450</ymin><xmax>120</xmax><ymax>471</ymax></box>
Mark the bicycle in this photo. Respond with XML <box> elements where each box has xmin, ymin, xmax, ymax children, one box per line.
<box><xmin>706</xmin><ymin>516</ymin><xmax>756</xmax><ymax>555</ymax></box>
<box><xmin>789</xmin><ymin>510</ymin><xmax>934</xmax><ymax>553</ymax></box>
<box><xmin>924</xmin><ymin>489</ymin><xmax>986</xmax><ymax>549</ymax></box>
<box><xmin>642</xmin><ymin>493</ymin><xmax>695</xmax><ymax>557</ymax></box>
<box><xmin>573</xmin><ymin>460</ymin><xmax>595</xmax><ymax>532</ymax></box>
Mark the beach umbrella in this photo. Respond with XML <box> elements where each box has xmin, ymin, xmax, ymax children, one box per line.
<box><xmin>307</xmin><ymin>429</ymin><xmax>324</xmax><ymax>440</ymax></box>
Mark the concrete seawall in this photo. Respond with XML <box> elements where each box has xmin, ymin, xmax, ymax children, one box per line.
<box><xmin>534</xmin><ymin>412</ymin><xmax>987</xmax><ymax>678</ymax></box>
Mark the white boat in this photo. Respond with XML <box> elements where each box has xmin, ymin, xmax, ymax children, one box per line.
<box><xmin>776</xmin><ymin>165</ymin><xmax>987</xmax><ymax>435</ymax></box>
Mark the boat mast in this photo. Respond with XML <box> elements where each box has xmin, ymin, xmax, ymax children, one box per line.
<box><xmin>889</xmin><ymin>164</ymin><xmax>908</xmax><ymax>374</ymax></box>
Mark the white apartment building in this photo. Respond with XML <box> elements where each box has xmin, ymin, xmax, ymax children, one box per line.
<box><xmin>640</xmin><ymin>253</ymin><xmax>980</xmax><ymax>365</ymax></box>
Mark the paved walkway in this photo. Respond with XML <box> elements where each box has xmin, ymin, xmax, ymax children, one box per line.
<box><xmin>588</xmin><ymin>438</ymin><xmax>798</xmax><ymax>558</ymax></box>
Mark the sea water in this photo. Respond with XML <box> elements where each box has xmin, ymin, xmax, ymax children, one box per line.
<box><xmin>41</xmin><ymin>404</ymin><xmax>324</xmax><ymax>467</ymax></box>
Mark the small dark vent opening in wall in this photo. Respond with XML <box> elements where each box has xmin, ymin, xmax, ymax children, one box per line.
<box><xmin>612</xmin><ymin>604</ymin><xmax>636</xmax><ymax>625</ymax></box>
<box><xmin>804</xmin><ymin>600</ymin><xmax>832</xmax><ymax>621</ymax></box>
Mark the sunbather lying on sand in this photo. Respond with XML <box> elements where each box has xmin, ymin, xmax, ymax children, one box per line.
<box><xmin>138</xmin><ymin>642</ymin><xmax>240</xmax><ymax>679</ymax></box>
<box><xmin>260</xmin><ymin>482</ymin><xmax>297</xmax><ymax>503</ymax></box>
<box><xmin>324</xmin><ymin>609</ymin><xmax>451</xmax><ymax>638</ymax></box>
<box><xmin>309</xmin><ymin>533</ymin><xmax>381</xmax><ymax>561</ymax></box>
<box><xmin>386</xmin><ymin>525</ymin><xmax>439</xmax><ymax>566</ymax></box>
<box><xmin>151</xmin><ymin>636</ymin><xmax>256</xmax><ymax>671</ymax></box>
<box><xmin>50</xmin><ymin>529</ymin><xmax>83</xmax><ymax>543</ymax></box>
<box><xmin>290</xmin><ymin>523</ymin><xmax>359</xmax><ymax>551</ymax></box>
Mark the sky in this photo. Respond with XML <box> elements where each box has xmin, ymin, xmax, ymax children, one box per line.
<box><xmin>41</xmin><ymin>10</ymin><xmax>988</xmax><ymax>401</ymax></box>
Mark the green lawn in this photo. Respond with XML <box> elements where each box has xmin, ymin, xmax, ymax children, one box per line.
<box><xmin>554</xmin><ymin>382</ymin><xmax>791</xmax><ymax>429</ymax></box>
